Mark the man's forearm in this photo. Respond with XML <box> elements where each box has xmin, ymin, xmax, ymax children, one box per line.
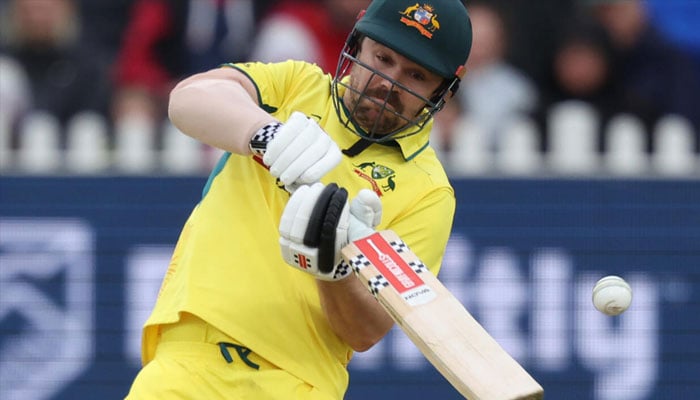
<box><xmin>168</xmin><ymin>70</ymin><xmax>277</xmax><ymax>154</ymax></box>
<box><xmin>317</xmin><ymin>277</ymin><xmax>394</xmax><ymax>352</ymax></box>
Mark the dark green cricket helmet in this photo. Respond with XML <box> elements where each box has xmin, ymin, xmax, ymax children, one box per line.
<box><xmin>355</xmin><ymin>0</ymin><xmax>473</xmax><ymax>79</ymax></box>
<box><xmin>332</xmin><ymin>0</ymin><xmax>473</xmax><ymax>143</ymax></box>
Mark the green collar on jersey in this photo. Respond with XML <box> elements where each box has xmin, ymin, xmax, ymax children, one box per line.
<box><xmin>334</xmin><ymin>93</ymin><xmax>432</xmax><ymax>161</ymax></box>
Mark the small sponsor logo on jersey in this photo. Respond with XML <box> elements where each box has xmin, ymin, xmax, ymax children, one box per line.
<box><xmin>399</xmin><ymin>3</ymin><xmax>440</xmax><ymax>39</ymax></box>
<box><xmin>353</xmin><ymin>162</ymin><xmax>396</xmax><ymax>196</ymax></box>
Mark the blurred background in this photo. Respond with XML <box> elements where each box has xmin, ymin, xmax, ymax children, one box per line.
<box><xmin>0</xmin><ymin>0</ymin><xmax>698</xmax><ymax>399</ymax></box>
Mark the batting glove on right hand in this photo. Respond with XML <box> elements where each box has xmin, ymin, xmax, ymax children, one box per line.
<box><xmin>279</xmin><ymin>183</ymin><xmax>382</xmax><ymax>281</ymax></box>
<box><xmin>252</xmin><ymin>111</ymin><xmax>342</xmax><ymax>188</ymax></box>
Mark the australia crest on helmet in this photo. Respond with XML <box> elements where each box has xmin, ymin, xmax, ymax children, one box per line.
<box><xmin>399</xmin><ymin>3</ymin><xmax>440</xmax><ymax>39</ymax></box>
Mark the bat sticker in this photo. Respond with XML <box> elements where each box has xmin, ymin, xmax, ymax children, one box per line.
<box><xmin>354</xmin><ymin>233</ymin><xmax>437</xmax><ymax>306</ymax></box>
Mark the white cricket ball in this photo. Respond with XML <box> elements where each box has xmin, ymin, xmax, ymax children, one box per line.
<box><xmin>592</xmin><ymin>275</ymin><xmax>632</xmax><ymax>316</ymax></box>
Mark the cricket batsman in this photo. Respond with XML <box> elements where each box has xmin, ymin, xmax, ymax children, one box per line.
<box><xmin>126</xmin><ymin>0</ymin><xmax>472</xmax><ymax>398</ymax></box>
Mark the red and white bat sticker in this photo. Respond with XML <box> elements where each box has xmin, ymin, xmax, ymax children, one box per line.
<box><xmin>355</xmin><ymin>233</ymin><xmax>436</xmax><ymax>306</ymax></box>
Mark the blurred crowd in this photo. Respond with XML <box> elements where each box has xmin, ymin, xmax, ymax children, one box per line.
<box><xmin>1</xmin><ymin>0</ymin><xmax>699</xmax><ymax>175</ymax></box>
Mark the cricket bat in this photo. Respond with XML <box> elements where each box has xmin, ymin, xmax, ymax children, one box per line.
<box><xmin>341</xmin><ymin>230</ymin><xmax>544</xmax><ymax>400</ymax></box>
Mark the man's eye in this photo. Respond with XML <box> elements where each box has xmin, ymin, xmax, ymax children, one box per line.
<box><xmin>410</xmin><ymin>72</ymin><xmax>426</xmax><ymax>81</ymax></box>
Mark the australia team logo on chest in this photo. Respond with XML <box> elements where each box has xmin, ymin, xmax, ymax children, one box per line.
<box><xmin>353</xmin><ymin>162</ymin><xmax>397</xmax><ymax>197</ymax></box>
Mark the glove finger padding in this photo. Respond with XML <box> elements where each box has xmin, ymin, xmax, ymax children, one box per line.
<box><xmin>263</xmin><ymin>112</ymin><xmax>341</xmax><ymax>186</ymax></box>
<box><xmin>263</xmin><ymin>112</ymin><xmax>309</xmax><ymax>169</ymax></box>
<box><xmin>303</xmin><ymin>183</ymin><xmax>340</xmax><ymax>247</ymax></box>
<box><xmin>280</xmin><ymin>183</ymin><xmax>323</xmax><ymax>243</ymax></box>
<box><xmin>279</xmin><ymin>183</ymin><xmax>351</xmax><ymax>281</ymax></box>
<box><xmin>348</xmin><ymin>189</ymin><xmax>382</xmax><ymax>242</ymax></box>
<box><xmin>296</xmin><ymin>141</ymin><xmax>341</xmax><ymax>184</ymax></box>
<box><xmin>272</xmin><ymin>121</ymin><xmax>319</xmax><ymax>183</ymax></box>
<box><xmin>316</xmin><ymin>186</ymin><xmax>348</xmax><ymax>272</ymax></box>
<box><xmin>278</xmin><ymin>129</ymin><xmax>332</xmax><ymax>185</ymax></box>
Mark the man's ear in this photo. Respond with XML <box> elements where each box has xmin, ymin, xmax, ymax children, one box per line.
<box><xmin>443</xmin><ymin>90</ymin><xmax>455</xmax><ymax>102</ymax></box>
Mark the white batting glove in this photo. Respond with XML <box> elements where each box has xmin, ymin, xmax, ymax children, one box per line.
<box><xmin>279</xmin><ymin>183</ymin><xmax>350</xmax><ymax>280</ymax></box>
<box><xmin>279</xmin><ymin>184</ymin><xmax>382</xmax><ymax>281</ymax></box>
<box><xmin>348</xmin><ymin>189</ymin><xmax>382</xmax><ymax>242</ymax></box>
<box><xmin>250</xmin><ymin>112</ymin><xmax>341</xmax><ymax>187</ymax></box>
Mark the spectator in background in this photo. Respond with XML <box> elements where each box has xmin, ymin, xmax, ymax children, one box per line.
<box><xmin>0</xmin><ymin>54</ymin><xmax>32</xmax><ymax>133</ymax></box>
<box><xmin>456</xmin><ymin>1</ymin><xmax>538</xmax><ymax>151</ymax></box>
<box><xmin>534</xmin><ymin>15</ymin><xmax>661</xmax><ymax>153</ymax></box>
<box><xmin>0</xmin><ymin>0</ymin><xmax>113</xmax><ymax>147</ymax></box>
<box><xmin>485</xmin><ymin>0</ymin><xmax>577</xmax><ymax>90</ymax></box>
<box><xmin>431</xmin><ymin>1</ymin><xmax>538</xmax><ymax>174</ymax></box>
<box><xmin>112</xmin><ymin>0</ymin><xmax>271</xmax><ymax>126</ymax></box>
<box><xmin>78</xmin><ymin>0</ymin><xmax>135</xmax><ymax>64</ymax></box>
<box><xmin>583</xmin><ymin>0</ymin><xmax>700</xmax><ymax>151</ymax></box>
<box><xmin>250</xmin><ymin>0</ymin><xmax>371</xmax><ymax>74</ymax></box>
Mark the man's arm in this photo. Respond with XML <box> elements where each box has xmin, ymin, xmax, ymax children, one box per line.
<box><xmin>168</xmin><ymin>67</ymin><xmax>275</xmax><ymax>155</ymax></box>
<box><xmin>168</xmin><ymin>66</ymin><xmax>341</xmax><ymax>187</ymax></box>
<box><xmin>317</xmin><ymin>276</ymin><xmax>395</xmax><ymax>352</ymax></box>
<box><xmin>316</xmin><ymin>188</ymin><xmax>395</xmax><ymax>351</ymax></box>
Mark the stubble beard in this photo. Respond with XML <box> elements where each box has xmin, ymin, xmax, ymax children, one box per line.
<box><xmin>345</xmin><ymin>75</ymin><xmax>407</xmax><ymax>135</ymax></box>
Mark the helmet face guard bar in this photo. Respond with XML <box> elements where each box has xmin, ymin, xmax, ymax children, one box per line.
<box><xmin>332</xmin><ymin>36</ymin><xmax>461</xmax><ymax>143</ymax></box>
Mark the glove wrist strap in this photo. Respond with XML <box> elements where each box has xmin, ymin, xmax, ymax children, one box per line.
<box><xmin>249</xmin><ymin>121</ymin><xmax>283</xmax><ymax>156</ymax></box>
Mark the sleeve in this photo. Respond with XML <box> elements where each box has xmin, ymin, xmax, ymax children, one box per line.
<box><xmin>224</xmin><ymin>60</ymin><xmax>322</xmax><ymax>120</ymax></box>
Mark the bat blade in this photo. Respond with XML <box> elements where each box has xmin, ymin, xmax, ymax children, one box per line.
<box><xmin>342</xmin><ymin>230</ymin><xmax>544</xmax><ymax>400</ymax></box>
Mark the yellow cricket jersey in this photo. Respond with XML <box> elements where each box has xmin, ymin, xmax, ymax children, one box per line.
<box><xmin>142</xmin><ymin>60</ymin><xmax>456</xmax><ymax>398</ymax></box>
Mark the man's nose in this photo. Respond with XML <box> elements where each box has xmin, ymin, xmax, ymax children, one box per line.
<box><xmin>370</xmin><ymin>70</ymin><xmax>401</xmax><ymax>95</ymax></box>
